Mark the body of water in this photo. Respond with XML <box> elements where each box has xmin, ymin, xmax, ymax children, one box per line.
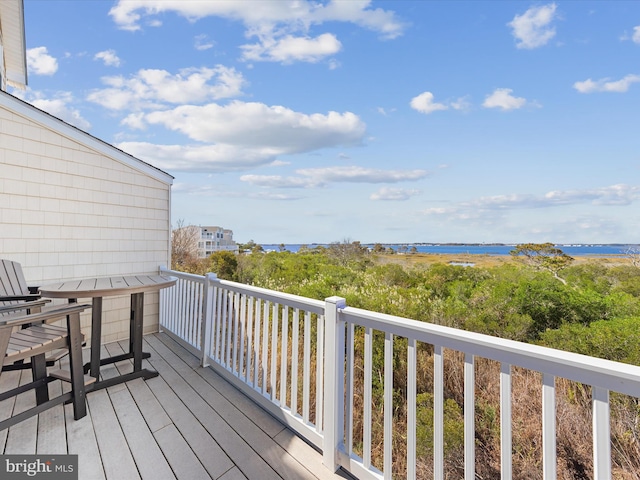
<box><xmin>261</xmin><ymin>244</ymin><xmax>638</xmax><ymax>256</ymax></box>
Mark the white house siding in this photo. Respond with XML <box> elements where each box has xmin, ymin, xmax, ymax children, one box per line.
<box><xmin>0</xmin><ymin>94</ymin><xmax>173</xmax><ymax>344</ymax></box>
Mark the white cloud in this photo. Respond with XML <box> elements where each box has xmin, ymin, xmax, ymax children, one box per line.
<box><xmin>94</xmin><ymin>49</ymin><xmax>121</xmax><ymax>67</ymax></box>
<box><xmin>482</xmin><ymin>88</ymin><xmax>530</xmax><ymax>111</ymax></box>
<box><xmin>117</xmin><ymin>142</ymin><xmax>277</xmax><ymax>173</ymax></box>
<box><xmin>508</xmin><ymin>3</ymin><xmax>558</xmax><ymax>49</ymax></box>
<box><xmin>370</xmin><ymin>187</ymin><xmax>421</xmax><ymax>201</ymax></box>
<box><xmin>241</xmin><ymin>33</ymin><xmax>342</xmax><ymax>63</ymax></box>
<box><xmin>241</xmin><ymin>166</ymin><xmax>428</xmax><ymax>189</ymax></box>
<box><xmin>410</xmin><ymin>92</ymin><xmax>448</xmax><ymax>114</ymax></box>
<box><xmin>634</xmin><ymin>26</ymin><xmax>640</xmax><ymax>44</ymax></box>
<box><xmin>109</xmin><ymin>1</ymin><xmax>404</xmax><ymax>64</ymax></box>
<box><xmin>141</xmin><ymin>101</ymin><xmax>366</xmax><ymax>153</ymax></box>
<box><xmin>573</xmin><ymin>74</ymin><xmax>640</xmax><ymax>93</ymax></box>
<box><xmin>450</xmin><ymin>96</ymin><xmax>472</xmax><ymax>112</ymax></box>
<box><xmin>110</xmin><ymin>1</ymin><xmax>404</xmax><ymax>36</ymax></box>
<box><xmin>87</xmin><ymin>66</ymin><xmax>246</xmax><ymax>110</ymax></box>
<box><xmin>295</xmin><ymin>166</ymin><xmax>428</xmax><ymax>184</ymax></box>
<box><xmin>26</xmin><ymin>47</ymin><xmax>58</xmax><ymax>76</ymax></box>
<box><xmin>116</xmin><ymin>103</ymin><xmax>366</xmax><ymax>173</ymax></box>
<box><xmin>240</xmin><ymin>175</ymin><xmax>319</xmax><ymax>188</ymax></box>
<box><xmin>194</xmin><ymin>34</ymin><xmax>215</xmax><ymax>51</ymax></box>
<box><xmin>410</xmin><ymin>92</ymin><xmax>472</xmax><ymax>114</ymax></box>
<box><xmin>23</xmin><ymin>92</ymin><xmax>91</xmax><ymax>130</ymax></box>
<box><xmin>424</xmin><ymin>184</ymin><xmax>640</xmax><ymax>218</ymax></box>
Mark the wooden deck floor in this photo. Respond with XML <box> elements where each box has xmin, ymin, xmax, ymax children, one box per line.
<box><xmin>0</xmin><ymin>332</ymin><xmax>350</xmax><ymax>480</ymax></box>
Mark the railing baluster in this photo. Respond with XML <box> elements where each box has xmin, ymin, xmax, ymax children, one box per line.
<box><xmin>316</xmin><ymin>313</ymin><xmax>324</xmax><ymax>432</ymax></box>
<box><xmin>464</xmin><ymin>353</ymin><xmax>475</xmax><ymax>480</ymax></box>
<box><xmin>280</xmin><ymin>305</ymin><xmax>289</xmax><ymax>408</ymax></box>
<box><xmin>384</xmin><ymin>332</ymin><xmax>393</xmax><ymax>479</ymax></box>
<box><xmin>501</xmin><ymin>363</ymin><xmax>512</xmax><ymax>479</ymax></box>
<box><xmin>593</xmin><ymin>386</ymin><xmax>611</xmax><ymax>479</ymax></box>
<box><xmin>270</xmin><ymin>302</ymin><xmax>279</xmax><ymax>402</ymax></box>
<box><xmin>291</xmin><ymin>308</ymin><xmax>300</xmax><ymax>416</ymax></box>
<box><xmin>225</xmin><ymin>291</ymin><xmax>233</xmax><ymax>369</ymax></box>
<box><xmin>220</xmin><ymin>288</ymin><xmax>229</xmax><ymax>366</ymax></box>
<box><xmin>188</xmin><ymin>280</ymin><xmax>196</xmax><ymax>345</ymax></box>
<box><xmin>434</xmin><ymin>345</ymin><xmax>444</xmax><ymax>479</ymax></box>
<box><xmin>232</xmin><ymin>292</ymin><xmax>240</xmax><ymax>375</ymax></box>
<box><xmin>542</xmin><ymin>373</ymin><xmax>556</xmax><ymax>479</ymax></box>
<box><xmin>253</xmin><ymin>298</ymin><xmax>261</xmax><ymax>391</ymax></box>
<box><xmin>200</xmin><ymin>274</ymin><xmax>215</xmax><ymax>367</ymax></box>
<box><xmin>346</xmin><ymin>322</ymin><xmax>355</xmax><ymax>456</ymax></box>
<box><xmin>177</xmin><ymin>279</ymin><xmax>185</xmax><ymax>341</ymax></box>
<box><xmin>407</xmin><ymin>338</ymin><xmax>416</xmax><ymax>480</ymax></box>
<box><xmin>303</xmin><ymin>310</ymin><xmax>311</xmax><ymax>424</ymax></box>
<box><xmin>238</xmin><ymin>293</ymin><xmax>247</xmax><ymax>377</ymax></box>
<box><xmin>262</xmin><ymin>300</ymin><xmax>270</xmax><ymax>396</ymax></box>
<box><xmin>364</xmin><ymin>326</ymin><xmax>373</xmax><ymax>469</ymax></box>
<box><xmin>214</xmin><ymin>286</ymin><xmax>222</xmax><ymax>361</ymax></box>
<box><xmin>246</xmin><ymin>296</ymin><xmax>254</xmax><ymax>385</ymax></box>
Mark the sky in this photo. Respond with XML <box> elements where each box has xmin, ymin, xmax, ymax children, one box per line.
<box><xmin>15</xmin><ymin>1</ymin><xmax>640</xmax><ymax>244</ymax></box>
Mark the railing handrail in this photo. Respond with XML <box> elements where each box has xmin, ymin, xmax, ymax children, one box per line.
<box><xmin>160</xmin><ymin>266</ymin><xmax>325</xmax><ymax>314</ymax></box>
<box><xmin>339</xmin><ymin>305</ymin><xmax>640</xmax><ymax>398</ymax></box>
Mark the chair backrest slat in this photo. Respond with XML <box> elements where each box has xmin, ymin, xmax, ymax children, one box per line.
<box><xmin>0</xmin><ymin>260</ymin><xmax>29</xmax><ymax>297</ymax></box>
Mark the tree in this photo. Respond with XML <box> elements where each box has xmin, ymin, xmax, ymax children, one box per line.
<box><xmin>238</xmin><ymin>239</ymin><xmax>264</xmax><ymax>254</ymax></box>
<box><xmin>510</xmin><ymin>243</ymin><xmax>574</xmax><ymax>284</ymax></box>
<box><xmin>208</xmin><ymin>251</ymin><xmax>238</xmax><ymax>280</ymax></box>
<box><xmin>171</xmin><ymin>220</ymin><xmax>200</xmax><ymax>268</ymax></box>
<box><xmin>625</xmin><ymin>246</ymin><xmax>640</xmax><ymax>268</ymax></box>
<box><xmin>327</xmin><ymin>239</ymin><xmax>368</xmax><ymax>266</ymax></box>
<box><xmin>372</xmin><ymin>243</ymin><xmax>387</xmax><ymax>254</ymax></box>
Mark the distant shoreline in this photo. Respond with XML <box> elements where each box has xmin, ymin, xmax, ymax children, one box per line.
<box><xmin>260</xmin><ymin>243</ymin><xmax>638</xmax><ymax>257</ymax></box>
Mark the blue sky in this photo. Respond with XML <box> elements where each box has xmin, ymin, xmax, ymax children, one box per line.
<box><xmin>16</xmin><ymin>1</ymin><xmax>640</xmax><ymax>244</ymax></box>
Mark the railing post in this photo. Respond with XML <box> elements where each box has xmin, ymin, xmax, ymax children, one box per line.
<box><xmin>200</xmin><ymin>273</ymin><xmax>218</xmax><ymax>368</ymax></box>
<box><xmin>158</xmin><ymin>265</ymin><xmax>169</xmax><ymax>333</ymax></box>
<box><xmin>323</xmin><ymin>296</ymin><xmax>347</xmax><ymax>472</ymax></box>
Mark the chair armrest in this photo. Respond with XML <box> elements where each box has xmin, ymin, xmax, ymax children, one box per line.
<box><xmin>0</xmin><ymin>294</ymin><xmax>42</xmax><ymax>302</ymax></box>
<box><xmin>0</xmin><ymin>299</ymin><xmax>51</xmax><ymax>314</ymax></box>
<box><xmin>0</xmin><ymin>304</ymin><xmax>91</xmax><ymax>328</ymax></box>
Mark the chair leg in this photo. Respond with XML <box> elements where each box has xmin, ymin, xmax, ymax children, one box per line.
<box><xmin>31</xmin><ymin>353</ymin><xmax>49</xmax><ymax>405</ymax></box>
<box><xmin>66</xmin><ymin>311</ymin><xmax>87</xmax><ymax>420</ymax></box>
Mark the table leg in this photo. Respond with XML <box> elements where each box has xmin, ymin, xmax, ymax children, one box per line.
<box><xmin>90</xmin><ymin>297</ymin><xmax>103</xmax><ymax>379</ymax></box>
<box><xmin>80</xmin><ymin>288</ymin><xmax>161</xmax><ymax>393</ymax></box>
<box><xmin>131</xmin><ymin>292</ymin><xmax>144</xmax><ymax>372</ymax></box>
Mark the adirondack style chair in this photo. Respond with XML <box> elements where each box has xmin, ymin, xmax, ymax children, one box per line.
<box><xmin>0</xmin><ymin>302</ymin><xmax>93</xmax><ymax>430</ymax></box>
<box><xmin>0</xmin><ymin>259</ymin><xmax>69</xmax><ymax>369</ymax></box>
<box><xmin>0</xmin><ymin>259</ymin><xmax>44</xmax><ymax>309</ymax></box>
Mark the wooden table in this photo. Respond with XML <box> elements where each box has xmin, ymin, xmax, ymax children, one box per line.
<box><xmin>39</xmin><ymin>275</ymin><xmax>177</xmax><ymax>391</ymax></box>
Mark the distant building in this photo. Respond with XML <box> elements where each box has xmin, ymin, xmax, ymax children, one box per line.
<box><xmin>198</xmin><ymin>226</ymin><xmax>238</xmax><ymax>257</ymax></box>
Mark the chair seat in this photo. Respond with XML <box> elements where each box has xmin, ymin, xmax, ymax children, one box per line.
<box><xmin>5</xmin><ymin>324</ymin><xmax>84</xmax><ymax>363</ymax></box>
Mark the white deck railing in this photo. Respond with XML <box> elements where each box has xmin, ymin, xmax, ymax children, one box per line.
<box><xmin>159</xmin><ymin>267</ymin><xmax>640</xmax><ymax>480</ymax></box>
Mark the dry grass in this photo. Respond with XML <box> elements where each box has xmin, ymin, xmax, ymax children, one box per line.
<box><xmin>372</xmin><ymin>253</ymin><xmax>630</xmax><ymax>269</ymax></box>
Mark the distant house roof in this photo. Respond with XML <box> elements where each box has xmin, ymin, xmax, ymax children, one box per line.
<box><xmin>0</xmin><ymin>0</ymin><xmax>28</xmax><ymax>89</ymax></box>
<box><xmin>1</xmin><ymin>90</ymin><xmax>174</xmax><ymax>184</ymax></box>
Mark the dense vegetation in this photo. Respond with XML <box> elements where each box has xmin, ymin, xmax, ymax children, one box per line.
<box><xmin>174</xmin><ymin>243</ymin><xmax>640</xmax><ymax>478</ymax></box>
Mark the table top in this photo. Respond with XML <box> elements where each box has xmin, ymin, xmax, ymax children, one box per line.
<box><xmin>39</xmin><ymin>275</ymin><xmax>177</xmax><ymax>299</ymax></box>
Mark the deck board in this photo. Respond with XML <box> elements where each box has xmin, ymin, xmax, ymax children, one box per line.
<box><xmin>0</xmin><ymin>332</ymin><xmax>351</xmax><ymax>480</ymax></box>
